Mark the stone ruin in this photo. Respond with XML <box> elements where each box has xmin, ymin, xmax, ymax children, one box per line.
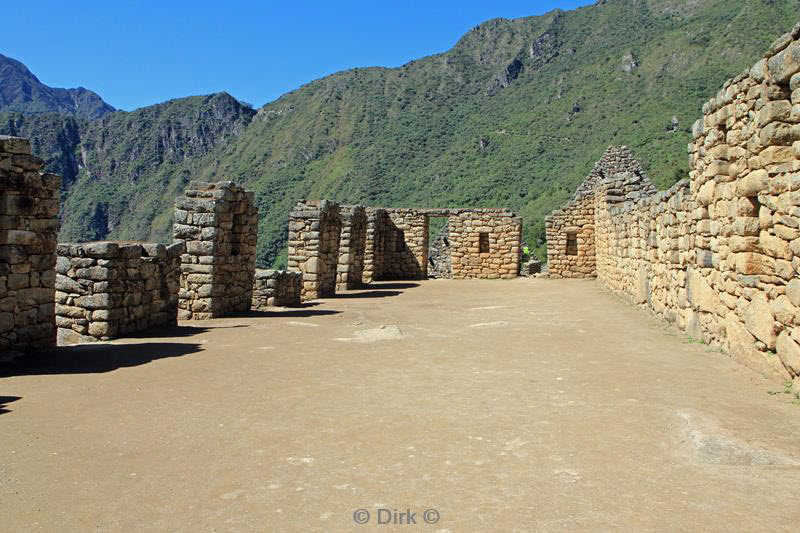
<box><xmin>362</xmin><ymin>207</ymin><xmax>522</xmax><ymax>283</ymax></box>
<box><xmin>252</xmin><ymin>269</ymin><xmax>302</xmax><ymax>309</ymax></box>
<box><xmin>174</xmin><ymin>181</ymin><xmax>258</xmax><ymax>319</ymax></box>
<box><xmin>546</xmin><ymin>23</ymin><xmax>800</xmax><ymax>383</ymax></box>
<box><xmin>0</xmin><ymin>136</ymin><xmax>522</xmax><ymax>355</ymax></box>
<box><xmin>545</xmin><ymin>146</ymin><xmax>656</xmax><ymax>278</ymax></box>
<box><xmin>55</xmin><ymin>241</ymin><xmax>184</xmax><ymax>343</ymax></box>
<box><xmin>0</xmin><ymin>136</ymin><xmax>60</xmax><ymax>355</ymax></box>
<box><xmin>337</xmin><ymin>205</ymin><xmax>367</xmax><ymax>290</ymax></box>
<box><xmin>365</xmin><ymin>208</ymin><xmax>429</xmax><ymax>281</ymax></box>
<box><xmin>287</xmin><ymin>200</ymin><xmax>342</xmax><ymax>300</ymax></box>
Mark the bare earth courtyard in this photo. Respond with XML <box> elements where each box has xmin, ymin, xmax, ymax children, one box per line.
<box><xmin>2</xmin><ymin>279</ymin><xmax>799</xmax><ymax>531</ymax></box>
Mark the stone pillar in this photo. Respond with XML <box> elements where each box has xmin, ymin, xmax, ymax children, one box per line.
<box><xmin>363</xmin><ymin>208</ymin><xmax>387</xmax><ymax>284</ymax></box>
<box><xmin>174</xmin><ymin>181</ymin><xmax>258</xmax><ymax>319</ymax></box>
<box><xmin>287</xmin><ymin>200</ymin><xmax>342</xmax><ymax>300</ymax></box>
<box><xmin>337</xmin><ymin>205</ymin><xmax>367</xmax><ymax>290</ymax></box>
<box><xmin>55</xmin><ymin>241</ymin><xmax>184</xmax><ymax>343</ymax></box>
<box><xmin>0</xmin><ymin>135</ymin><xmax>60</xmax><ymax>357</ymax></box>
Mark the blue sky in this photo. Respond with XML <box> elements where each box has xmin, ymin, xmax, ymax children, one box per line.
<box><xmin>4</xmin><ymin>1</ymin><xmax>591</xmax><ymax>111</ymax></box>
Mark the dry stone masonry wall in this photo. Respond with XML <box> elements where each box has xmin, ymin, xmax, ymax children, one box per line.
<box><xmin>288</xmin><ymin>200</ymin><xmax>342</xmax><ymax>300</ymax></box>
<box><xmin>0</xmin><ymin>136</ymin><xmax>60</xmax><ymax>355</ymax></box>
<box><xmin>337</xmin><ymin>205</ymin><xmax>367</xmax><ymax>290</ymax></box>
<box><xmin>252</xmin><ymin>269</ymin><xmax>302</xmax><ymax>309</ymax></box>
<box><xmin>447</xmin><ymin>209</ymin><xmax>521</xmax><ymax>279</ymax></box>
<box><xmin>547</xmin><ymin>23</ymin><xmax>800</xmax><ymax>383</ymax></box>
<box><xmin>368</xmin><ymin>208</ymin><xmax>429</xmax><ymax>281</ymax></box>
<box><xmin>174</xmin><ymin>181</ymin><xmax>258</xmax><ymax>319</ymax></box>
<box><xmin>360</xmin><ymin>207</ymin><xmax>520</xmax><ymax>282</ymax></box>
<box><xmin>55</xmin><ymin>241</ymin><xmax>184</xmax><ymax>343</ymax></box>
<box><xmin>546</xmin><ymin>146</ymin><xmax>656</xmax><ymax>278</ymax></box>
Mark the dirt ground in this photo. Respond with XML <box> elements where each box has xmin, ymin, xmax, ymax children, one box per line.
<box><xmin>2</xmin><ymin>279</ymin><xmax>799</xmax><ymax>532</ymax></box>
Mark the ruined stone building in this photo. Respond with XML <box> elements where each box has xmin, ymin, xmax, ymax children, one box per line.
<box><xmin>290</xmin><ymin>202</ymin><xmax>523</xmax><ymax>290</ymax></box>
<box><xmin>546</xmin><ymin>25</ymin><xmax>800</xmax><ymax>383</ymax></box>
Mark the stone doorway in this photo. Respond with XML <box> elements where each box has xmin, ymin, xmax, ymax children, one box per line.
<box><xmin>427</xmin><ymin>216</ymin><xmax>452</xmax><ymax>279</ymax></box>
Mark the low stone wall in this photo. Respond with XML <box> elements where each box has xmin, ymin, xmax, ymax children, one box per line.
<box><xmin>55</xmin><ymin>241</ymin><xmax>184</xmax><ymax>344</ymax></box>
<box><xmin>252</xmin><ymin>269</ymin><xmax>302</xmax><ymax>309</ymax></box>
<box><xmin>0</xmin><ymin>135</ymin><xmax>60</xmax><ymax>355</ymax></box>
<box><xmin>288</xmin><ymin>200</ymin><xmax>342</xmax><ymax>300</ymax></box>
<box><xmin>174</xmin><ymin>181</ymin><xmax>258</xmax><ymax>319</ymax></box>
<box><xmin>337</xmin><ymin>205</ymin><xmax>367</xmax><ymax>290</ymax></box>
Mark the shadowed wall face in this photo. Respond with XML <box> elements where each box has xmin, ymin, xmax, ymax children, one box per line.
<box><xmin>0</xmin><ymin>136</ymin><xmax>60</xmax><ymax>356</ymax></box>
<box><xmin>288</xmin><ymin>200</ymin><xmax>342</xmax><ymax>300</ymax></box>
<box><xmin>174</xmin><ymin>181</ymin><xmax>258</xmax><ymax>319</ymax></box>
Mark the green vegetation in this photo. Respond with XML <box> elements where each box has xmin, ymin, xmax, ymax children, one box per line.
<box><xmin>1</xmin><ymin>0</ymin><xmax>796</xmax><ymax>266</ymax></box>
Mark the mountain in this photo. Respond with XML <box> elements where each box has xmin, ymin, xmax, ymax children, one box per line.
<box><xmin>1</xmin><ymin>0</ymin><xmax>798</xmax><ymax>265</ymax></box>
<box><xmin>0</xmin><ymin>53</ymin><xmax>114</xmax><ymax>119</ymax></box>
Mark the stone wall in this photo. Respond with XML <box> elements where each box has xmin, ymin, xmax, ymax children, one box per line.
<box><xmin>0</xmin><ymin>136</ymin><xmax>60</xmax><ymax>355</ymax></box>
<box><xmin>288</xmin><ymin>200</ymin><xmax>342</xmax><ymax>300</ymax></box>
<box><xmin>55</xmin><ymin>241</ymin><xmax>184</xmax><ymax>343</ymax></box>
<box><xmin>545</xmin><ymin>146</ymin><xmax>656</xmax><ymax>278</ymax></box>
<box><xmin>365</xmin><ymin>208</ymin><xmax>429</xmax><ymax>281</ymax></box>
<box><xmin>174</xmin><ymin>181</ymin><xmax>258</xmax><ymax>319</ymax></box>
<box><xmin>361</xmin><ymin>207</ymin><xmax>521</xmax><ymax>281</ymax></box>
<box><xmin>252</xmin><ymin>269</ymin><xmax>302</xmax><ymax>309</ymax></box>
<box><xmin>548</xmin><ymin>24</ymin><xmax>800</xmax><ymax>383</ymax></box>
<box><xmin>447</xmin><ymin>209</ymin><xmax>522</xmax><ymax>280</ymax></box>
<box><xmin>337</xmin><ymin>205</ymin><xmax>367</xmax><ymax>290</ymax></box>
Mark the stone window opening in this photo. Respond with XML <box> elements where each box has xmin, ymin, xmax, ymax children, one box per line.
<box><xmin>566</xmin><ymin>232</ymin><xmax>578</xmax><ymax>256</ymax></box>
<box><xmin>479</xmin><ymin>232</ymin><xmax>490</xmax><ymax>254</ymax></box>
<box><xmin>745</xmin><ymin>195</ymin><xmax>761</xmax><ymax>215</ymax></box>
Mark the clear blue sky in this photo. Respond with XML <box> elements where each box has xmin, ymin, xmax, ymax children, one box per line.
<box><xmin>4</xmin><ymin>1</ymin><xmax>592</xmax><ymax>111</ymax></box>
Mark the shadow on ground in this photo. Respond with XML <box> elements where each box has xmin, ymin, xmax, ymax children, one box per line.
<box><xmin>124</xmin><ymin>324</ymin><xmax>249</xmax><ymax>339</ymax></box>
<box><xmin>231</xmin><ymin>309</ymin><xmax>342</xmax><ymax>318</ymax></box>
<box><xmin>335</xmin><ymin>290</ymin><xmax>403</xmax><ymax>299</ymax></box>
<box><xmin>0</xmin><ymin>396</ymin><xmax>21</xmax><ymax>415</ymax></box>
<box><xmin>365</xmin><ymin>282</ymin><xmax>420</xmax><ymax>290</ymax></box>
<box><xmin>0</xmin><ymin>342</ymin><xmax>203</xmax><ymax>377</ymax></box>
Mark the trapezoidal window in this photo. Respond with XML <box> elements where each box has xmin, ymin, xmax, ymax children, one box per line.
<box><xmin>479</xmin><ymin>232</ymin><xmax>490</xmax><ymax>253</ymax></box>
<box><xmin>566</xmin><ymin>232</ymin><xmax>578</xmax><ymax>256</ymax></box>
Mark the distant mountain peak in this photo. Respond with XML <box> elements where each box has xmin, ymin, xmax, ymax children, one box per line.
<box><xmin>0</xmin><ymin>53</ymin><xmax>114</xmax><ymax>119</ymax></box>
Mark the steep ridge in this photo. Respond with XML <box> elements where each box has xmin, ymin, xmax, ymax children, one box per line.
<box><xmin>0</xmin><ymin>53</ymin><xmax>114</xmax><ymax>119</ymax></box>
